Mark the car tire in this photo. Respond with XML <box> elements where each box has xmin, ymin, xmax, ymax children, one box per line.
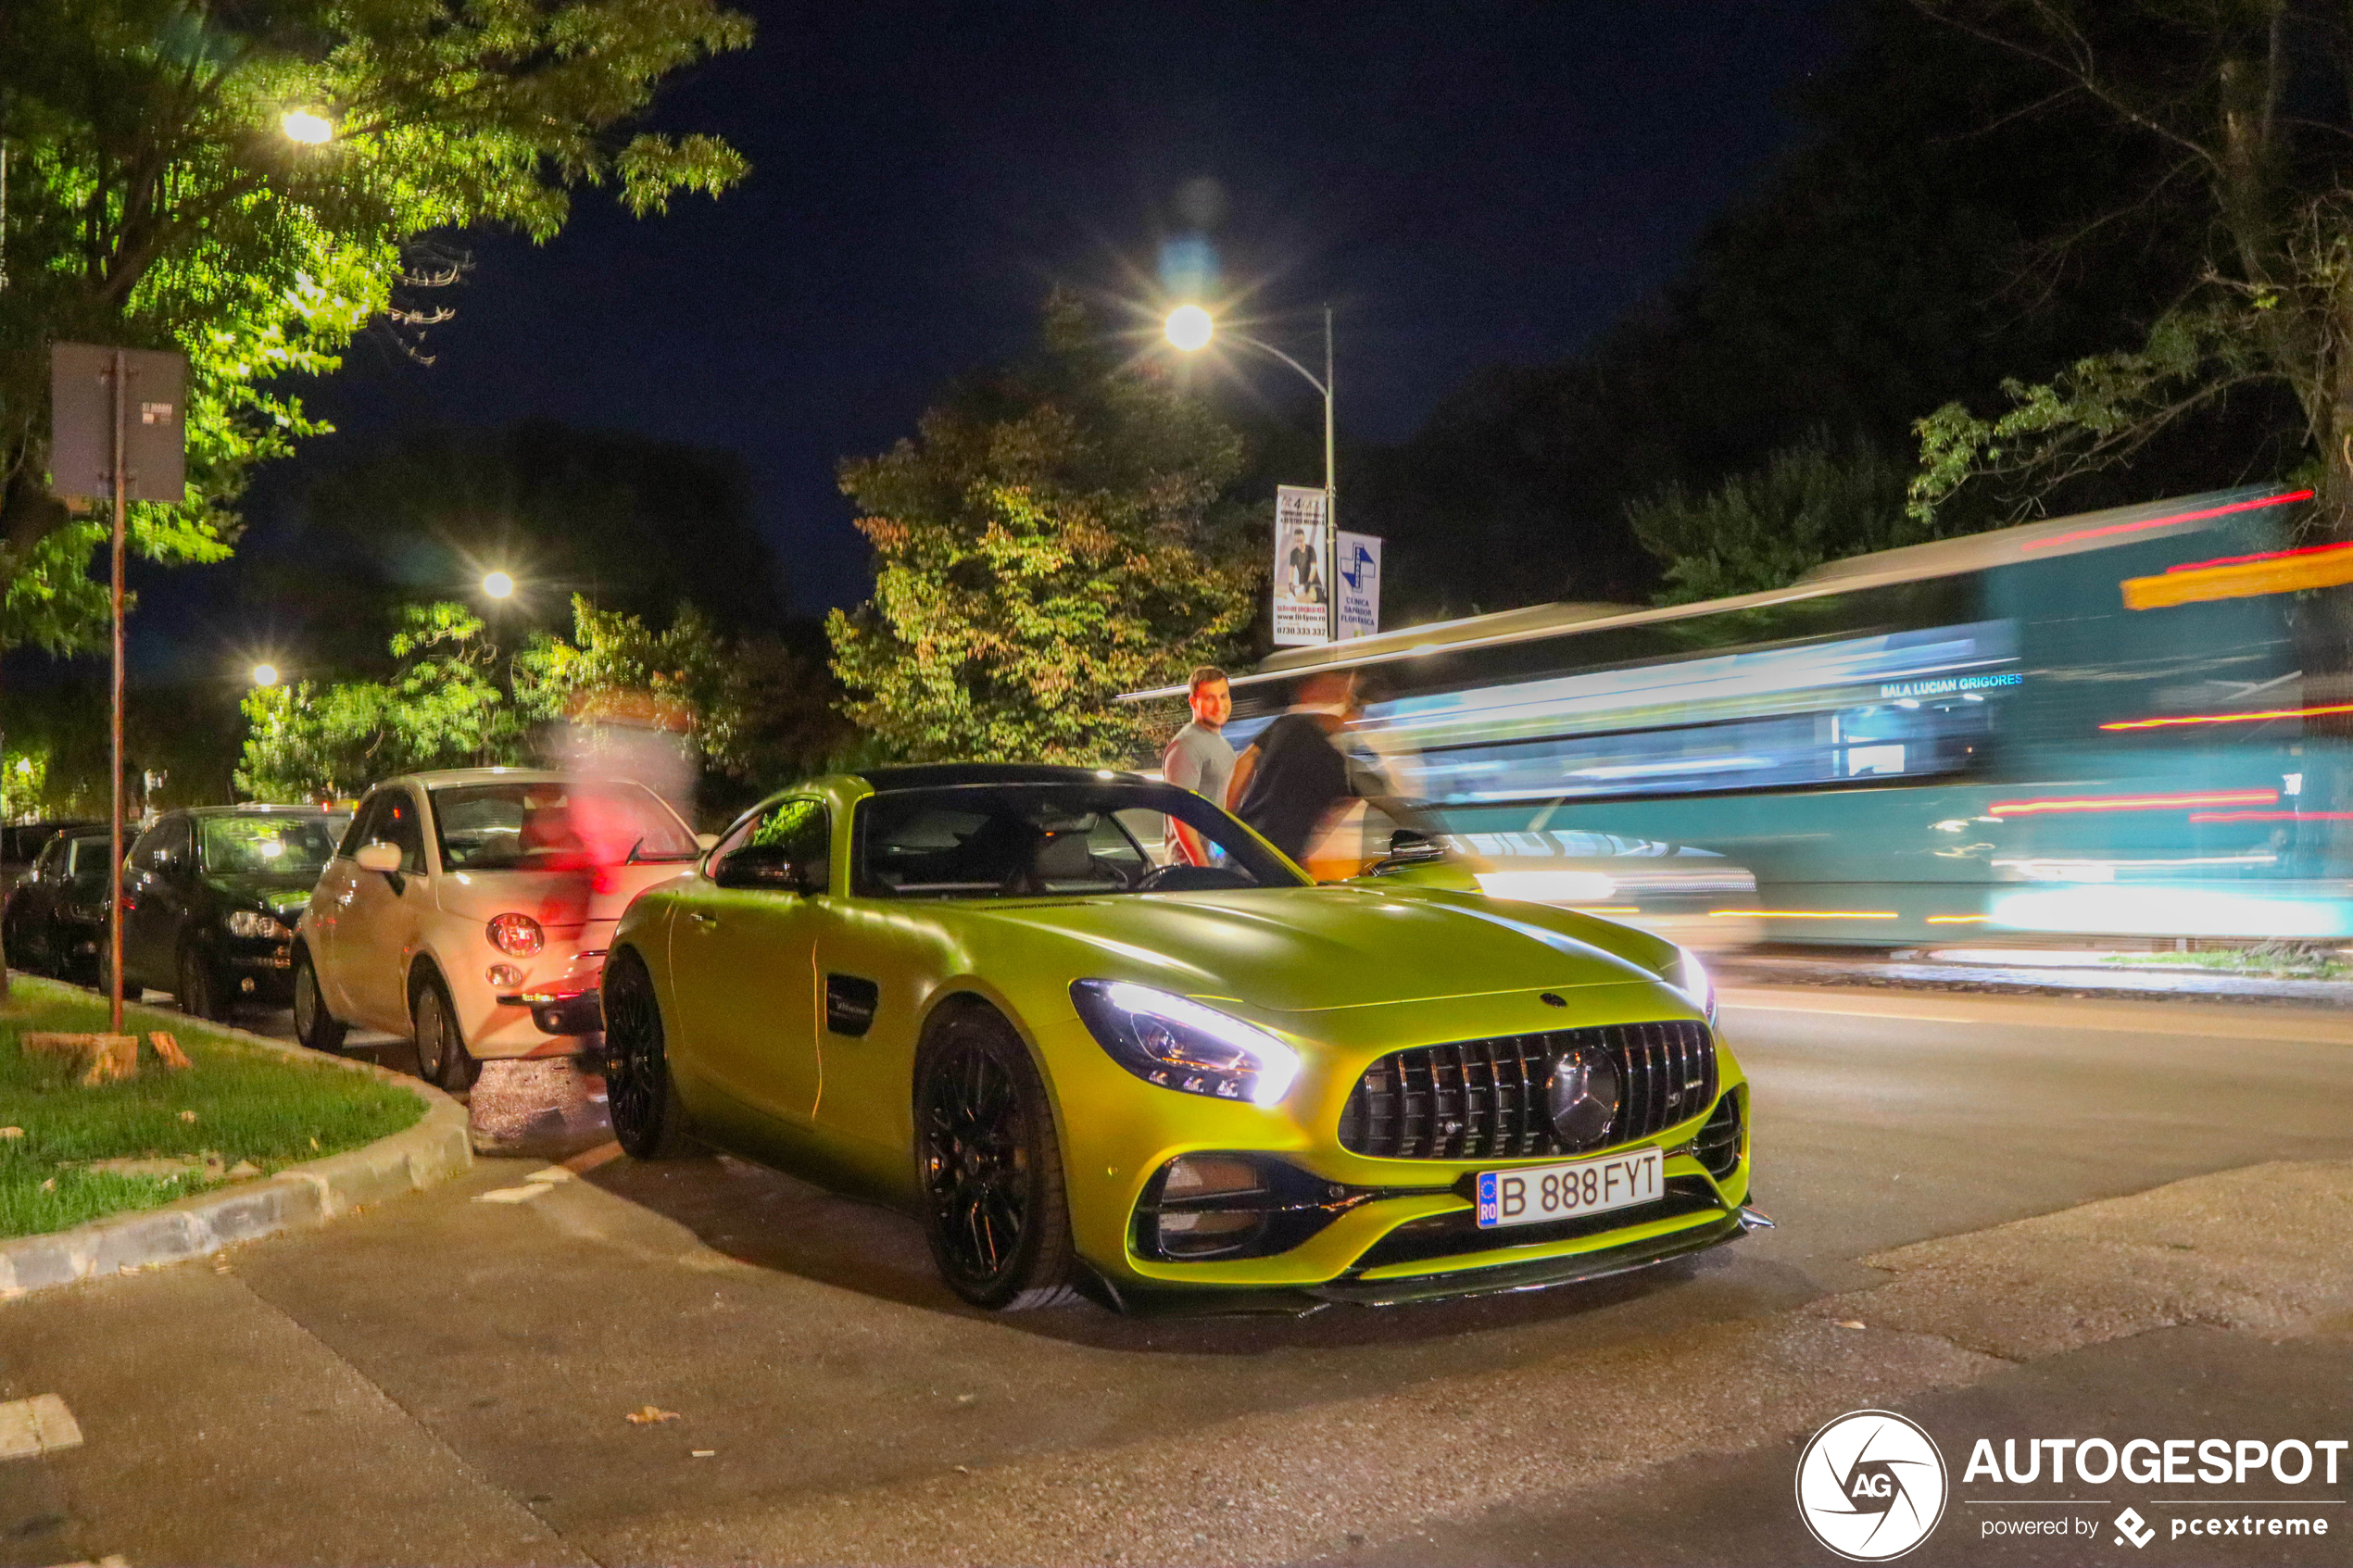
<box><xmin>177</xmin><ymin>945</ymin><xmax>233</xmax><ymax>1023</ymax></box>
<box><xmin>291</xmin><ymin>947</ymin><xmax>347</xmax><ymax>1052</ymax></box>
<box><xmin>912</xmin><ymin>1005</ymin><xmax>1082</xmax><ymax>1311</ymax></box>
<box><xmin>602</xmin><ymin>949</ymin><xmax>690</xmax><ymax>1159</ymax></box>
<box><xmin>410</xmin><ymin>970</ymin><xmax>478</xmax><ymax>1092</ymax></box>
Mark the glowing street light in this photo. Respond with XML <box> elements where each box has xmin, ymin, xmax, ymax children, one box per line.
<box><xmin>1164</xmin><ymin>302</ymin><xmax>1340</xmax><ymax>639</ymax></box>
<box><xmin>281</xmin><ymin>109</ymin><xmax>333</xmax><ymax>144</ymax></box>
<box><xmin>250</xmin><ymin>662</ymin><xmax>280</xmax><ymax>688</ymax></box>
<box><xmin>1164</xmin><ymin>304</ymin><xmax>1214</xmax><ymax>352</ymax></box>
<box><xmin>481</xmin><ymin>571</ymin><xmax>515</xmax><ymax>600</ymax></box>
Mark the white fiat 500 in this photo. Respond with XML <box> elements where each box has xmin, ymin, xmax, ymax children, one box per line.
<box><xmin>292</xmin><ymin>768</ymin><xmax>706</xmax><ymax>1086</ymax></box>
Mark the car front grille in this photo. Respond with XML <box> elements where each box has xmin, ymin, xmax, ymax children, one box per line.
<box><xmin>1337</xmin><ymin>1020</ymin><xmax>1717</xmax><ymax>1160</ymax></box>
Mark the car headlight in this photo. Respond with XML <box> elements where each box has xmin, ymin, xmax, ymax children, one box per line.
<box><xmin>486</xmin><ymin>912</ymin><xmax>546</xmax><ymax>956</ymax></box>
<box><xmin>1667</xmin><ymin>945</ymin><xmax>1717</xmax><ymax>1023</ymax></box>
<box><xmin>1070</xmin><ymin>980</ymin><xmax>1301</xmax><ymax>1107</ymax></box>
<box><xmin>227</xmin><ymin>909</ymin><xmax>293</xmax><ymax>940</ymax></box>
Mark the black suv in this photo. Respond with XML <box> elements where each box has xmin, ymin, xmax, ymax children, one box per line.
<box><xmin>120</xmin><ymin>806</ymin><xmax>351</xmax><ymax>1020</ymax></box>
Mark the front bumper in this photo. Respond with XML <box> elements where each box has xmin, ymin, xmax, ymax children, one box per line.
<box><xmin>1033</xmin><ymin>984</ymin><xmax>1757</xmax><ymax>1302</ymax></box>
<box><xmin>494</xmin><ymin>986</ymin><xmax>605</xmax><ymax>1037</ymax></box>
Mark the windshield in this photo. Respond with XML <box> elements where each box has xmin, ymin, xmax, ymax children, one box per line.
<box><xmin>855</xmin><ymin>781</ymin><xmax>1304</xmax><ymax>899</ymax></box>
<box><xmin>430</xmin><ymin>780</ymin><xmax>696</xmax><ymax>872</ymax></box>
<box><xmin>201</xmin><ymin>814</ymin><xmax>347</xmax><ymax>878</ymax></box>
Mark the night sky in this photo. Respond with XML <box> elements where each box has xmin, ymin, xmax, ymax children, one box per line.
<box><xmin>227</xmin><ymin>0</ymin><xmax>1843</xmax><ymax>633</ymax></box>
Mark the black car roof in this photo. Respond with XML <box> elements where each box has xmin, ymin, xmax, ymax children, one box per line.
<box><xmin>855</xmin><ymin>763</ymin><xmax>1146</xmax><ymax>791</ymax></box>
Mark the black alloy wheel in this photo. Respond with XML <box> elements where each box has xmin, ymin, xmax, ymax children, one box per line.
<box><xmin>410</xmin><ymin>972</ymin><xmax>479</xmax><ymax>1091</ymax></box>
<box><xmin>912</xmin><ymin>1009</ymin><xmax>1080</xmax><ymax>1311</ymax></box>
<box><xmin>601</xmin><ymin>950</ymin><xmax>689</xmax><ymax>1158</ymax></box>
<box><xmin>177</xmin><ymin>945</ymin><xmax>232</xmax><ymax>1023</ymax></box>
<box><xmin>291</xmin><ymin>947</ymin><xmax>346</xmax><ymax>1052</ymax></box>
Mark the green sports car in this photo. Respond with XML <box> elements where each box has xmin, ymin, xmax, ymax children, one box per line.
<box><xmin>600</xmin><ymin>764</ymin><xmax>1765</xmax><ymax>1311</ymax></box>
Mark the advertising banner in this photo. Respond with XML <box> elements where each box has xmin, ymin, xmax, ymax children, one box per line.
<box><xmin>1336</xmin><ymin>530</ymin><xmax>1381</xmax><ymax>640</ymax></box>
<box><xmin>1272</xmin><ymin>484</ymin><xmax>1329</xmax><ymax>646</ymax></box>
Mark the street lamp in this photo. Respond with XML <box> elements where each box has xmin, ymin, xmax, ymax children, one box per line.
<box><xmin>481</xmin><ymin>570</ymin><xmax>515</xmax><ymax>600</ymax></box>
<box><xmin>1164</xmin><ymin>303</ymin><xmax>1340</xmax><ymax>640</ymax></box>
<box><xmin>280</xmin><ymin>109</ymin><xmax>333</xmax><ymax>144</ymax></box>
<box><xmin>250</xmin><ymin>662</ymin><xmax>280</xmax><ymax>688</ymax></box>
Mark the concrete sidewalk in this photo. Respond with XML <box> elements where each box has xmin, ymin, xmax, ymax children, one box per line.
<box><xmin>4</xmin><ymin>1149</ymin><xmax>2344</xmax><ymax>1566</ymax></box>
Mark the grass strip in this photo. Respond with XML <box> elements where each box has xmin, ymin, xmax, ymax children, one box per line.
<box><xmin>0</xmin><ymin>978</ymin><xmax>422</xmax><ymax>1238</ymax></box>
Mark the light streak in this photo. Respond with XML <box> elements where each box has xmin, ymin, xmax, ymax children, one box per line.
<box><xmin>1713</xmin><ymin>909</ymin><xmax>1898</xmax><ymax>919</ymax></box>
<box><xmin>1987</xmin><ymin>790</ymin><xmax>2277</xmax><ymax>817</ymax></box>
<box><xmin>2100</xmin><ymin>702</ymin><xmax>2353</xmax><ymax>731</ymax></box>
<box><xmin>2020</xmin><ymin>489</ymin><xmax>2311</xmax><ymax>552</ymax></box>
<box><xmin>1926</xmin><ymin>915</ymin><xmax>1990</xmax><ymax>924</ymax></box>
<box><xmin>2163</xmin><ymin>539</ymin><xmax>2353</xmax><ymax>573</ymax></box>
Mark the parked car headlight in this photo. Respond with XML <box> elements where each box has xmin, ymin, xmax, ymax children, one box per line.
<box><xmin>1667</xmin><ymin>945</ymin><xmax>1717</xmax><ymax>1023</ymax></box>
<box><xmin>486</xmin><ymin>912</ymin><xmax>545</xmax><ymax>956</ymax></box>
<box><xmin>227</xmin><ymin>909</ymin><xmax>293</xmax><ymax>940</ymax></box>
<box><xmin>1071</xmin><ymin>980</ymin><xmax>1301</xmax><ymax>1107</ymax></box>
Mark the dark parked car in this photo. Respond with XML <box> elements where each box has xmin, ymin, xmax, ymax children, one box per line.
<box><xmin>1</xmin><ymin>819</ymin><xmax>106</xmax><ymax>893</ymax></box>
<box><xmin>120</xmin><ymin>806</ymin><xmax>351</xmax><ymax>1019</ymax></box>
<box><xmin>2</xmin><ymin>831</ymin><xmax>116</xmax><ymax>980</ymax></box>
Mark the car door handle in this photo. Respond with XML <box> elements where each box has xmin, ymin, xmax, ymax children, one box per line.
<box><xmin>686</xmin><ymin>910</ymin><xmax>719</xmax><ymax>927</ymax></box>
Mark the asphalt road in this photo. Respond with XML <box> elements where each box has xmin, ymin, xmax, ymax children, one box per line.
<box><xmin>4</xmin><ymin>986</ymin><xmax>2348</xmax><ymax>1567</ymax></box>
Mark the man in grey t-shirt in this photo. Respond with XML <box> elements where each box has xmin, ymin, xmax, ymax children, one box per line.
<box><xmin>1161</xmin><ymin>665</ymin><xmax>1234</xmax><ymax>865</ymax></box>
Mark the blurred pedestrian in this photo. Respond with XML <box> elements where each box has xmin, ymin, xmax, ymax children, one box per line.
<box><xmin>1227</xmin><ymin>670</ymin><xmax>1361</xmax><ymax>867</ymax></box>
<box><xmin>1161</xmin><ymin>665</ymin><xmax>1235</xmax><ymax>865</ymax></box>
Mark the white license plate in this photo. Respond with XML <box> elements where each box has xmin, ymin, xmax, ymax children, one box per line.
<box><xmin>1476</xmin><ymin>1148</ymin><xmax>1662</xmax><ymax>1229</ymax></box>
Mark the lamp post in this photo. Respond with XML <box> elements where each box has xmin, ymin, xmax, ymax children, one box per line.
<box><xmin>1166</xmin><ymin>305</ymin><xmax>1339</xmax><ymax>641</ymax></box>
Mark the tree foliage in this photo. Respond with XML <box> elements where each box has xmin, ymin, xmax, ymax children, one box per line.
<box><xmin>1905</xmin><ymin>1</ymin><xmax>2353</xmax><ymax>533</ymax></box>
<box><xmin>236</xmin><ymin>596</ymin><xmax>839</xmax><ymax>807</ymax></box>
<box><xmin>0</xmin><ymin>0</ymin><xmax>752</xmax><ymax>653</ymax></box>
<box><xmin>828</xmin><ymin>294</ymin><xmax>1262</xmax><ymax>766</ymax></box>
<box><xmin>1629</xmin><ymin>433</ymin><xmax>1931</xmax><ymax>604</ymax></box>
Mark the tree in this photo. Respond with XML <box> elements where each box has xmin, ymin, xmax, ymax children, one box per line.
<box><xmin>0</xmin><ymin>0</ymin><xmax>753</xmax><ymax>652</ymax></box>
<box><xmin>829</xmin><ymin>294</ymin><xmax>1262</xmax><ymax>766</ymax></box>
<box><xmin>238</xmin><ymin>601</ymin><xmax>517</xmax><ymax>798</ymax></box>
<box><xmin>1351</xmin><ymin>0</ymin><xmax>2197</xmax><ymax>618</ymax></box>
<box><xmin>237</xmin><ymin>596</ymin><xmax>839</xmax><ymax>813</ymax></box>
<box><xmin>1905</xmin><ymin>1</ymin><xmax>2353</xmax><ymax>533</ymax></box>
<box><xmin>276</xmin><ymin>421</ymin><xmax>789</xmax><ymax>667</ymax></box>
<box><xmin>1629</xmin><ymin>432</ymin><xmax>1930</xmax><ymax>604</ymax></box>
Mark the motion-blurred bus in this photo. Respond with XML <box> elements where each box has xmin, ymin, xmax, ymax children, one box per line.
<box><xmin>1166</xmin><ymin>485</ymin><xmax>2353</xmax><ymax>947</ymax></box>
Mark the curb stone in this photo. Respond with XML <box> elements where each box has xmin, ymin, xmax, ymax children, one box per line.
<box><xmin>0</xmin><ymin>974</ymin><xmax>470</xmax><ymax>1299</ymax></box>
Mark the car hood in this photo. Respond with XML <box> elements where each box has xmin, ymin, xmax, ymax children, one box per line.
<box><xmin>436</xmin><ymin>862</ymin><xmax>696</xmax><ymax>928</ymax></box>
<box><xmin>207</xmin><ymin>873</ymin><xmax>321</xmax><ymax>918</ymax></box>
<box><xmin>958</xmin><ymin>884</ymin><xmax>1668</xmax><ymax>1012</ymax></box>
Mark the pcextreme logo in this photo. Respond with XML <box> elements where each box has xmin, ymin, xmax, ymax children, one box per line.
<box><xmin>1795</xmin><ymin>1410</ymin><xmax>1951</xmax><ymax>1561</ymax></box>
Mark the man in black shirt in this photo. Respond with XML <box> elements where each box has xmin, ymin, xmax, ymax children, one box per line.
<box><xmin>1227</xmin><ymin>671</ymin><xmax>1360</xmax><ymax>865</ymax></box>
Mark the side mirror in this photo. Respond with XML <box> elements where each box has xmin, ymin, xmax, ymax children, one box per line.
<box><xmin>696</xmin><ymin>833</ymin><xmax>721</xmax><ymax>850</ymax></box>
<box><xmin>354</xmin><ymin>842</ymin><xmax>403</xmax><ymax>874</ymax></box>
<box><xmin>1387</xmin><ymin>828</ymin><xmax>1444</xmax><ymax>861</ymax></box>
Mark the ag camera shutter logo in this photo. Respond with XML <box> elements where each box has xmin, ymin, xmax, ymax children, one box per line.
<box><xmin>1795</xmin><ymin>1410</ymin><xmax>1949</xmax><ymax>1560</ymax></box>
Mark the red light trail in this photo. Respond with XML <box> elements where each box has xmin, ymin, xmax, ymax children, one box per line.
<box><xmin>1988</xmin><ymin>789</ymin><xmax>2279</xmax><ymax>817</ymax></box>
<box><xmin>2020</xmin><ymin>489</ymin><xmax>2312</xmax><ymax>552</ymax></box>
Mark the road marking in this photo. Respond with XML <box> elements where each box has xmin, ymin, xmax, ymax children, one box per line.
<box><xmin>0</xmin><ymin>1393</ymin><xmax>84</xmax><ymax>1460</ymax></box>
<box><xmin>472</xmin><ymin>1185</ymin><xmax>552</xmax><ymax>1205</ymax></box>
<box><xmin>522</xmin><ymin>1167</ymin><xmax>573</xmax><ymax>1185</ymax></box>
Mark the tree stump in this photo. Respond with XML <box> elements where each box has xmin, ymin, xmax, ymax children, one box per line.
<box><xmin>20</xmin><ymin>1032</ymin><xmax>142</xmax><ymax>1085</ymax></box>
